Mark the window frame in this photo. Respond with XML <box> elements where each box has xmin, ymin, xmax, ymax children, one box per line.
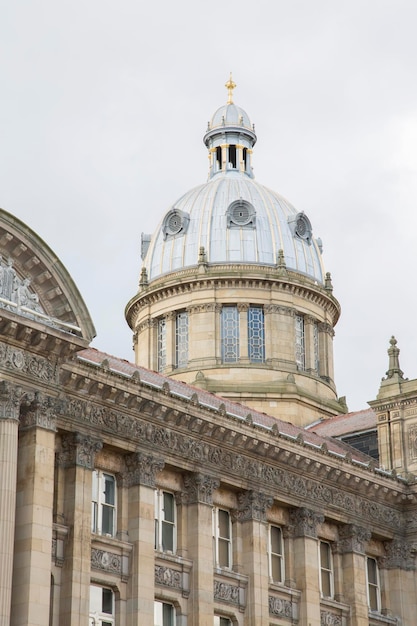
<box><xmin>89</xmin><ymin>585</ymin><xmax>115</xmax><ymax>626</ymax></box>
<box><xmin>155</xmin><ymin>489</ymin><xmax>177</xmax><ymax>554</ymax></box>
<box><xmin>221</xmin><ymin>306</ymin><xmax>240</xmax><ymax>363</ymax></box>
<box><xmin>175</xmin><ymin>310</ymin><xmax>189</xmax><ymax>369</ymax></box>
<box><xmin>248</xmin><ymin>306</ymin><xmax>265</xmax><ymax>363</ymax></box>
<box><xmin>154</xmin><ymin>600</ymin><xmax>176</xmax><ymax>626</ymax></box>
<box><xmin>91</xmin><ymin>470</ymin><xmax>117</xmax><ymax>537</ymax></box>
<box><xmin>213</xmin><ymin>507</ymin><xmax>232</xmax><ymax>569</ymax></box>
<box><xmin>319</xmin><ymin>540</ymin><xmax>334</xmax><ymax>599</ymax></box>
<box><xmin>157</xmin><ymin>317</ymin><xmax>167</xmax><ymax>372</ymax></box>
<box><xmin>295</xmin><ymin>314</ymin><xmax>305</xmax><ymax>370</ymax></box>
<box><xmin>214</xmin><ymin>617</ymin><xmax>232</xmax><ymax>626</ymax></box>
<box><xmin>268</xmin><ymin>524</ymin><xmax>285</xmax><ymax>584</ymax></box>
<box><xmin>366</xmin><ymin>556</ymin><xmax>381</xmax><ymax>612</ymax></box>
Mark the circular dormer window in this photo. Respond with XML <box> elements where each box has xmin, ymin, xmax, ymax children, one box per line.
<box><xmin>227</xmin><ymin>200</ymin><xmax>256</xmax><ymax>228</ymax></box>
<box><xmin>288</xmin><ymin>211</ymin><xmax>312</xmax><ymax>244</ymax></box>
<box><xmin>162</xmin><ymin>209</ymin><xmax>190</xmax><ymax>240</ymax></box>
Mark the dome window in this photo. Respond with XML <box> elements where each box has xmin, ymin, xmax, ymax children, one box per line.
<box><xmin>162</xmin><ymin>209</ymin><xmax>190</xmax><ymax>240</ymax></box>
<box><xmin>288</xmin><ymin>211</ymin><xmax>312</xmax><ymax>244</ymax></box>
<box><xmin>227</xmin><ymin>200</ymin><xmax>256</xmax><ymax>229</ymax></box>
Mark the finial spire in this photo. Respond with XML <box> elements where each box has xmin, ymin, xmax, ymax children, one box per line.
<box><xmin>385</xmin><ymin>336</ymin><xmax>404</xmax><ymax>380</ymax></box>
<box><xmin>225</xmin><ymin>73</ymin><xmax>236</xmax><ymax>104</ymax></box>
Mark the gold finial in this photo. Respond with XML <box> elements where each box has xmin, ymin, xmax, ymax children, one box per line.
<box><xmin>225</xmin><ymin>72</ymin><xmax>236</xmax><ymax>104</ymax></box>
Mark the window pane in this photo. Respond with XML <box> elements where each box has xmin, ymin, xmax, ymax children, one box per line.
<box><xmin>103</xmin><ymin>475</ymin><xmax>115</xmax><ymax>505</ymax></box>
<box><xmin>221</xmin><ymin>306</ymin><xmax>239</xmax><ymax>362</ymax></box>
<box><xmin>248</xmin><ymin>306</ymin><xmax>265</xmax><ymax>362</ymax></box>
<box><xmin>101</xmin><ymin>505</ymin><xmax>114</xmax><ymax>536</ymax></box>
<box><xmin>162</xmin><ymin>521</ymin><xmax>174</xmax><ymax>552</ymax></box>
<box><xmin>295</xmin><ymin>314</ymin><xmax>305</xmax><ymax>370</ymax></box>
<box><xmin>219</xmin><ymin>538</ymin><xmax>230</xmax><ymax>567</ymax></box>
<box><xmin>369</xmin><ymin>585</ymin><xmax>378</xmax><ymax>611</ymax></box>
<box><xmin>163</xmin><ymin>492</ymin><xmax>175</xmax><ymax>522</ymax></box>
<box><xmin>270</xmin><ymin>526</ymin><xmax>282</xmax><ymax>554</ymax></box>
<box><xmin>155</xmin><ymin>601</ymin><xmax>174</xmax><ymax>626</ymax></box>
<box><xmin>175</xmin><ymin>311</ymin><xmax>188</xmax><ymax>368</ymax></box>
<box><xmin>158</xmin><ymin>318</ymin><xmax>167</xmax><ymax>372</ymax></box>
<box><xmin>367</xmin><ymin>557</ymin><xmax>377</xmax><ymax>584</ymax></box>
<box><xmin>218</xmin><ymin>510</ymin><xmax>230</xmax><ymax>539</ymax></box>
<box><xmin>321</xmin><ymin>570</ymin><xmax>331</xmax><ymax>597</ymax></box>
<box><xmin>102</xmin><ymin>588</ymin><xmax>113</xmax><ymax>614</ymax></box>
<box><xmin>271</xmin><ymin>554</ymin><xmax>282</xmax><ymax>583</ymax></box>
<box><xmin>320</xmin><ymin>542</ymin><xmax>330</xmax><ymax>569</ymax></box>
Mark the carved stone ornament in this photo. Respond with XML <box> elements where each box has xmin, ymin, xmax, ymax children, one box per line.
<box><xmin>182</xmin><ymin>473</ymin><xmax>220</xmax><ymax>505</ymax></box>
<box><xmin>155</xmin><ymin>565</ymin><xmax>182</xmax><ymax>589</ymax></box>
<box><xmin>268</xmin><ymin>596</ymin><xmax>293</xmax><ymax>618</ymax></box>
<box><xmin>91</xmin><ymin>549</ymin><xmax>121</xmax><ymax>575</ymax></box>
<box><xmin>124</xmin><ymin>451</ymin><xmax>164</xmax><ymax>488</ymax></box>
<box><xmin>318</xmin><ymin>322</ymin><xmax>335</xmax><ymax>337</ymax></box>
<box><xmin>235</xmin><ymin>490</ymin><xmax>273</xmax><ymax>522</ymax></box>
<box><xmin>0</xmin><ymin>340</ymin><xmax>57</xmax><ymax>382</ymax></box>
<box><xmin>264</xmin><ymin>304</ymin><xmax>294</xmax><ymax>317</ymax></box>
<box><xmin>0</xmin><ymin>380</ymin><xmax>22</xmax><ymax>420</ymax></box>
<box><xmin>57</xmin><ymin>432</ymin><xmax>103</xmax><ymax>469</ymax></box>
<box><xmin>321</xmin><ymin>611</ymin><xmax>342</xmax><ymax>626</ymax></box>
<box><xmin>408</xmin><ymin>425</ymin><xmax>417</xmax><ymax>461</ymax></box>
<box><xmin>337</xmin><ymin>524</ymin><xmax>371</xmax><ymax>554</ymax></box>
<box><xmin>380</xmin><ymin>538</ymin><xmax>416</xmax><ymax>571</ymax></box>
<box><xmin>214</xmin><ymin>580</ymin><xmax>239</xmax><ymax>605</ymax></box>
<box><xmin>290</xmin><ymin>507</ymin><xmax>324</xmax><ymax>538</ymax></box>
<box><xmin>19</xmin><ymin>391</ymin><xmax>57</xmax><ymax>431</ymax></box>
<box><xmin>58</xmin><ymin>397</ymin><xmax>403</xmax><ymax>531</ymax></box>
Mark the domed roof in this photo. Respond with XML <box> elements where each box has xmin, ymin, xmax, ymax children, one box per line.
<box><xmin>141</xmin><ymin>77</ymin><xmax>325</xmax><ymax>285</ymax></box>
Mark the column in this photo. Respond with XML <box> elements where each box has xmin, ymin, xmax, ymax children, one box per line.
<box><xmin>59</xmin><ymin>432</ymin><xmax>103</xmax><ymax>626</ymax></box>
<box><xmin>238</xmin><ymin>303</ymin><xmax>249</xmax><ymax>362</ymax></box>
<box><xmin>183</xmin><ymin>473</ymin><xmax>219</xmax><ymax>626</ymax></box>
<box><xmin>124</xmin><ymin>452</ymin><xmax>164</xmax><ymax>626</ymax></box>
<box><xmin>338</xmin><ymin>524</ymin><xmax>371</xmax><ymax>626</ymax></box>
<box><xmin>235</xmin><ymin>490</ymin><xmax>273</xmax><ymax>625</ymax></box>
<box><xmin>11</xmin><ymin>392</ymin><xmax>57</xmax><ymax>626</ymax></box>
<box><xmin>318</xmin><ymin>322</ymin><xmax>335</xmax><ymax>382</ymax></box>
<box><xmin>290</xmin><ymin>507</ymin><xmax>324</xmax><ymax>626</ymax></box>
<box><xmin>380</xmin><ymin>538</ymin><xmax>415</xmax><ymax>624</ymax></box>
<box><xmin>304</xmin><ymin>316</ymin><xmax>317</xmax><ymax>374</ymax></box>
<box><xmin>0</xmin><ymin>381</ymin><xmax>21</xmax><ymax>626</ymax></box>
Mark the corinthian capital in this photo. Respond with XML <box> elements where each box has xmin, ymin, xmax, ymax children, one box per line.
<box><xmin>58</xmin><ymin>432</ymin><xmax>103</xmax><ymax>469</ymax></box>
<box><xmin>182</xmin><ymin>473</ymin><xmax>219</xmax><ymax>505</ymax></box>
<box><xmin>0</xmin><ymin>380</ymin><xmax>22</xmax><ymax>420</ymax></box>
<box><xmin>19</xmin><ymin>390</ymin><xmax>57</xmax><ymax>431</ymax></box>
<box><xmin>124</xmin><ymin>451</ymin><xmax>164</xmax><ymax>488</ymax></box>
<box><xmin>290</xmin><ymin>507</ymin><xmax>324</xmax><ymax>538</ymax></box>
<box><xmin>380</xmin><ymin>538</ymin><xmax>416</xmax><ymax>571</ymax></box>
<box><xmin>235</xmin><ymin>490</ymin><xmax>273</xmax><ymax>522</ymax></box>
<box><xmin>337</xmin><ymin>524</ymin><xmax>371</xmax><ymax>554</ymax></box>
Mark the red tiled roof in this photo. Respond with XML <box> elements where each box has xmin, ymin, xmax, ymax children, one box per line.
<box><xmin>306</xmin><ymin>409</ymin><xmax>376</xmax><ymax>437</ymax></box>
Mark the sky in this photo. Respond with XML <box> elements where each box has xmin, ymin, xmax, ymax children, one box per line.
<box><xmin>1</xmin><ymin>0</ymin><xmax>417</xmax><ymax>412</ymax></box>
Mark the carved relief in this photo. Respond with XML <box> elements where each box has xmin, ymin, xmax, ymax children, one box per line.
<box><xmin>183</xmin><ymin>473</ymin><xmax>219</xmax><ymax>505</ymax></box>
<box><xmin>57</xmin><ymin>432</ymin><xmax>103</xmax><ymax>469</ymax></box>
<box><xmin>268</xmin><ymin>596</ymin><xmax>293</xmax><ymax>617</ymax></box>
<box><xmin>235</xmin><ymin>490</ymin><xmax>273</xmax><ymax>522</ymax></box>
<box><xmin>321</xmin><ymin>611</ymin><xmax>342</xmax><ymax>626</ymax></box>
<box><xmin>318</xmin><ymin>323</ymin><xmax>335</xmax><ymax>337</ymax></box>
<box><xmin>0</xmin><ymin>380</ymin><xmax>22</xmax><ymax>420</ymax></box>
<box><xmin>264</xmin><ymin>304</ymin><xmax>294</xmax><ymax>316</ymax></box>
<box><xmin>337</xmin><ymin>524</ymin><xmax>371</xmax><ymax>554</ymax></box>
<box><xmin>290</xmin><ymin>507</ymin><xmax>324</xmax><ymax>538</ymax></box>
<box><xmin>214</xmin><ymin>580</ymin><xmax>239</xmax><ymax>605</ymax></box>
<box><xmin>407</xmin><ymin>425</ymin><xmax>417</xmax><ymax>461</ymax></box>
<box><xmin>124</xmin><ymin>452</ymin><xmax>164</xmax><ymax>488</ymax></box>
<box><xmin>91</xmin><ymin>549</ymin><xmax>121</xmax><ymax>575</ymax></box>
<box><xmin>0</xmin><ymin>341</ymin><xmax>57</xmax><ymax>382</ymax></box>
<box><xmin>380</xmin><ymin>538</ymin><xmax>416</xmax><ymax>571</ymax></box>
<box><xmin>19</xmin><ymin>391</ymin><xmax>57</xmax><ymax>431</ymax></box>
<box><xmin>155</xmin><ymin>565</ymin><xmax>182</xmax><ymax>589</ymax></box>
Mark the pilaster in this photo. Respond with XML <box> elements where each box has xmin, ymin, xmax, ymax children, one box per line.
<box><xmin>379</xmin><ymin>538</ymin><xmax>416</xmax><ymax>624</ymax></box>
<box><xmin>337</xmin><ymin>524</ymin><xmax>371</xmax><ymax>626</ymax></box>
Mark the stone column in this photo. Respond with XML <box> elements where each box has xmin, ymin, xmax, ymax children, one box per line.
<box><xmin>183</xmin><ymin>473</ymin><xmax>219</xmax><ymax>626</ymax></box>
<box><xmin>0</xmin><ymin>382</ymin><xmax>21</xmax><ymax>626</ymax></box>
<box><xmin>290</xmin><ymin>507</ymin><xmax>324</xmax><ymax>626</ymax></box>
<box><xmin>304</xmin><ymin>316</ymin><xmax>318</xmax><ymax>374</ymax></box>
<box><xmin>11</xmin><ymin>392</ymin><xmax>57</xmax><ymax>626</ymax></box>
<box><xmin>318</xmin><ymin>322</ymin><xmax>335</xmax><ymax>382</ymax></box>
<box><xmin>165</xmin><ymin>312</ymin><xmax>175</xmax><ymax>373</ymax></box>
<box><xmin>238</xmin><ymin>303</ymin><xmax>249</xmax><ymax>362</ymax></box>
<box><xmin>124</xmin><ymin>452</ymin><xmax>164</xmax><ymax>626</ymax></box>
<box><xmin>338</xmin><ymin>524</ymin><xmax>371</xmax><ymax>626</ymax></box>
<box><xmin>58</xmin><ymin>432</ymin><xmax>103</xmax><ymax>626</ymax></box>
<box><xmin>235</xmin><ymin>490</ymin><xmax>273</xmax><ymax>625</ymax></box>
<box><xmin>379</xmin><ymin>538</ymin><xmax>416</xmax><ymax>624</ymax></box>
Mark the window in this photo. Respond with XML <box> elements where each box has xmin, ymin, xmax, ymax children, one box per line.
<box><xmin>221</xmin><ymin>307</ymin><xmax>239</xmax><ymax>363</ymax></box>
<box><xmin>319</xmin><ymin>541</ymin><xmax>334</xmax><ymax>599</ymax></box>
<box><xmin>214</xmin><ymin>617</ymin><xmax>232</xmax><ymax>626</ymax></box>
<box><xmin>268</xmin><ymin>525</ymin><xmax>284</xmax><ymax>583</ymax></box>
<box><xmin>313</xmin><ymin>321</ymin><xmax>319</xmax><ymax>372</ymax></box>
<box><xmin>154</xmin><ymin>601</ymin><xmax>175</xmax><ymax>626</ymax></box>
<box><xmin>92</xmin><ymin>471</ymin><xmax>116</xmax><ymax>537</ymax></box>
<box><xmin>175</xmin><ymin>311</ymin><xmax>188</xmax><ymax>368</ymax></box>
<box><xmin>213</xmin><ymin>508</ymin><xmax>232</xmax><ymax>568</ymax></box>
<box><xmin>157</xmin><ymin>318</ymin><xmax>167</xmax><ymax>372</ymax></box>
<box><xmin>366</xmin><ymin>557</ymin><xmax>381</xmax><ymax>612</ymax></box>
<box><xmin>295</xmin><ymin>314</ymin><xmax>305</xmax><ymax>370</ymax></box>
<box><xmin>248</xmin><ymin>306</ymin><xmax>265</xmax><ymax>362</ymax></box>
<box><xmin>89</xmin><ymin>586</ymin><xmax>114</xmax><ymax>626</ymax></box>
<box><xmin>155</xmin><ymin>490</ymin><xmax>176</xmax><ymax>553</ymax></box>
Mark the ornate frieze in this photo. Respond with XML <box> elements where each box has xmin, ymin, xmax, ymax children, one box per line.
<box><xmin>155</xmin><ymin>565</ymin><xmax>182</xmax><ymax>589</ymax></box>
<box><xmin>0</xmin><ymin>340</ymin><xmax>57</xmax><ymax>382</ymax></box>
<box><xmin>337</xmin><ymin>524</ymin><xmax>371</xmax><ymax>554</ymax></box>
<box><xmin>235</xmin><ymin>490</ymin><xmax>273</xmax><ymax>522</ymax></box>
<box><xmin>264</xmin><ymin>304</ymin><xmax>294</xmax><ymax>316</ymax></box>
<box><xmin>187</xmin><ymin>303</ymin><xmax>217</xmax><ymax>314</ymax></box>
<box><xmin>214</xmin><ymin>580</ymin><xmax>239</xmax><ymax>605</ymax></box>
<box><xmin>57</xmin><ymin>398</ymin><xmax>403</xmax><ymax>531</ymax></box>
<box><xmin>183</xmin><ymin>473</ymin><xmax>219</xmax><ymax>505</ymax></box>
<box><xmin>57</xmin><ymin>432</ymin><xmax>103</xmax><ymax>469</ymax></box>
<box><xmin>290</xmin><ymin>507</ymin><xmax>324</xmax><ymax>538</ymax></box>
<box><xmin>320</xmin><ymin>611</ymin><xmax>342</xmax><ymax>626</ymax></box>
<box><xmin>0</xmin><ymin>379</ymin><xmax>22</xmax><ymax>420</ymax></box>
<box><xmin>268</xmin><ymin>596</ymin><xmax>293</xmax><ymax>618</ymax></box>
<box><xmin>124</xmin><ymin>451</ymin><xmax>164</xmax><ymax>488</ymax></box>
<box><xmin>380</xmin><ymin>538</ymin><xmax>416</xmax><ymax>571</ymax></box>
<box><xmin>19</xmin><ymin>391</ymin><xmax>57</xmax><ymax>431</ymax></box>
<box><xmin>91</xmin><ymin>548</ymin><xmax>122</xmax><ymax>575</ymax></box>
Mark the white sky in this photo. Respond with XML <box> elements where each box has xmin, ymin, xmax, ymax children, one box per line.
<box><xmin>1</xmin><ymin>0</ymin><xmax>417</xmax><ymax>412</ymax></box>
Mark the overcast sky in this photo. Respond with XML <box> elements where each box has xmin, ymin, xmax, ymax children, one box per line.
<box><xmin>1</xmin><ymin>1</ymin><xmax>417</xmax><ymax>412</ymax></box>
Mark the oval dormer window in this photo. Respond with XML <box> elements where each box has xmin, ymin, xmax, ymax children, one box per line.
<box><xmin>162</xmin><ymin>209</ymin><xmax>190</xmax><ymax>240</ymax></box>
<box><xmin>227</xmin><ymin>200</ymin><xmax>256</xmax><ymax>228</ymax></box>
<box><xmin>288</xmin><ymin>211</ymin><xmax>312</xmax><ymax>244</ymax></box>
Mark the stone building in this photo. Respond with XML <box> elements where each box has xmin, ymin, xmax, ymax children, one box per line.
<box><xmin>0</xmin><ymin>79</ymin><xmax>416</xmax><ymax>626</ymax></box>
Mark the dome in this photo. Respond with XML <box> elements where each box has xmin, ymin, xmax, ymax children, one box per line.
<box><xmin>143</xmin><ymin>174</ymin><xmax>325</xmax><ymax>283</ymax></box>
<box><xmin>209</xmin><ymin>102</ymin><xmax>253</xmax><ymax>132</ymax></box>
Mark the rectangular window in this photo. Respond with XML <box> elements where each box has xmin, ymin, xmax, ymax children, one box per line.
<box><xmin>367</xmin><ymin>556</ymin><xmax>381</xmax><ymax>612</ymax></box>
<box><xmin>295</xmin><ymin>314</ymin><xmax>305</xmax><ymax>370</ymax></box>
<box><xmin>268</xmin><ymin>525</ymin><xmax>284</xmax><ymax>583</ymax></box>
<box><xmin>221</xmin><ymin>306</ymin><xmax>239</xmax><ymax>363</ymax></box>
<box><xmin>91</xmin><ymin>471</ymin><xmax>116</xmax><ymax>537</ymax></box>
<box><xmin>157</xmin><ymin>318</ymin><xmax>167</xmax><ymax>372</ymax></box>
<box><xmin>319</xmin><ymin>541</ymin><xmax>334</xmax><ymax>599</ymax></box>
<box><xmin>313</xmin><ymin>321</ymin><xmax>319</xmax><ymax>372</ymax></box>
<box><xmin>175</xmin><ymin>311</ymin><xmax>188</xmax><ymax>368</ymax></box>
<box><xmin>154</xmin><ymin>600</ymin><xmax>175</xmax><ymax>626</ymax></box>
<box><xmin>89</xmin><ymin>585</ymin><xmax>114</xmax><ymax>626</ymax></box>
<box><xmin>213</xmin><ymin>508</ymin><xmax>232</xmax><ymax>569</ymax></box>
<box><xmin>155</xmin><ymin>490</ymin><xmax>176</xmax><ymax>553</ymax></box>
<box><xmin>214</xmin><ymin>617</ymin><xmax>232</xmax><ymax>626</ymax></box>
<box><xmin>248</xmin><ymin>306</ymin><xmax>265</xmax><ymax>362</ymax></box>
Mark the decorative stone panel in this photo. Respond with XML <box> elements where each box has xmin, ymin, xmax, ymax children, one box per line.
<box><xmin>320</xmin><ymin>610</ymin><xmax>342</xmax><ymax>626</ymax></box>
<box><xmin>380</xmin><ymin>538</ymin><xmax>416</xmax><ymax>571</ymax></box>
<box><xmin>0</xmin><ymin>340</ymin><xmax>57</xmax><ymax>382</ymax></box>
<box><xmin>269</xmin><ymin>595</ymin><xmax>294</xmax><ymax>619</ymax></box>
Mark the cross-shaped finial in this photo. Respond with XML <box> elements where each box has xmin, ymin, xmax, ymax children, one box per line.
<box><xmin>225</xmin><ymin>73</ymin><xmax>236</xmax><ymax>104</ymax></box>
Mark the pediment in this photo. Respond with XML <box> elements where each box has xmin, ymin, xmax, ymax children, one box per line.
<box><xmin>0</xmin><ymin>209</ymin><xmax>95</xmax><ymax>343</ymax></box>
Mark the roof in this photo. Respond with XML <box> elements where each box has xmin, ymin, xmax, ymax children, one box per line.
<box><xmin>306</xmin><ymin>408</ymin><xmax>377</xmax><ymax>438</ymax></box>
